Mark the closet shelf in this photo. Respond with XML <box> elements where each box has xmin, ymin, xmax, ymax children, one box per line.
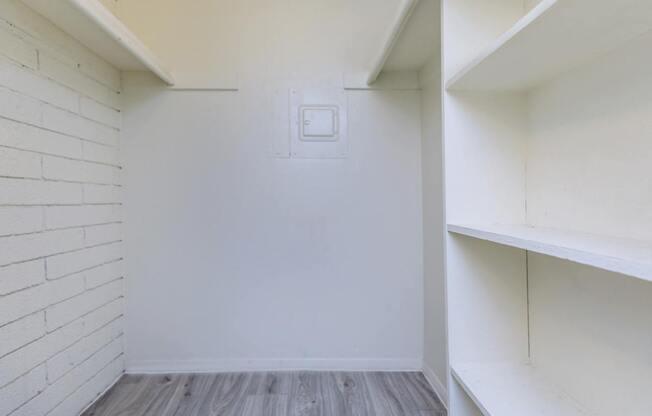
<box><xmin>350</xmin><ymin>0</ymin><xmax>439</xmax><ymax>88</ymax></box>
<box><xmin>446</xmin><ymin>0</ymin><xmax>652</xmax><ymax>91</ymax></box>
<box><xmin>22</xmin><ymin>0</ymin><xmax>174</xmax><ymax>85</ymax></box>
<box><xmin>452</xmin><ymin>362</ymin><xmax>588</xmax><ymax>416</ymax></box>
<box><xmin>447</xmin><ymin>223</ymin><xmax>652</xmax><ymax>282</ymax></box>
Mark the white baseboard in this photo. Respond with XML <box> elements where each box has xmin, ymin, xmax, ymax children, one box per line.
<box><xmin>126</xmin><ymin>358</ymin><xmax>422</xmax><ymax>374</ymax></box>
<box><xmin>422</xmin><ymin>363</ymin><xmax>448</xmax><ymax>410</ymax></box>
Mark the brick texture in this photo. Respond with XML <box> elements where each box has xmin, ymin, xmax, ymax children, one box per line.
<box><xmin>0</xmin><ymin>1</ymin><xmax>124</xmax><ymax>415</ymax></box>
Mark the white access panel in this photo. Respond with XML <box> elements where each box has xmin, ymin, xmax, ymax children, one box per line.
<box><xmin>290</xmin><ymin>88</ymin><xmax>348</xmax><ymax>158</ymax></box>
<box><xmin>301</xmin><ymin>107</ymin><xmax>338</xmax><ymax>140</ymax></box>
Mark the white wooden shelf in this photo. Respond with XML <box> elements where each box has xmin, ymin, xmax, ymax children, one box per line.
<box><xmin>350</xmin><ymin>0</ymin><xmax>439</xmax><ymax>88</ymax></box>
<box><xmin>22</xmin><ymin>0</ymin><xmax>174</xmax><ymax>85</ymax></box>
<box><xmin>448</xmin><ymin>223</ymin><xmax>652</xmax><ymax>282</ymax></box>
<box><xmin>446</xmin><ymin>0</ymin><xmax>652</xmax><ymax>91</ymax></box>
<box><xmin>452</xmin><ymin>362</ymin><xmax>588</xmax><ymax>416</ymax></box>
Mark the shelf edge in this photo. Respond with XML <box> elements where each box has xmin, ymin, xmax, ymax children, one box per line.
<box><xmin>447</xmin><ymin>223</ymin><xmax>652</xmax><ymax>282</ymax></box>
<box><xmin>444</xmin><ymin>0</ymin><xmax>557</xmax><ymax>91</ymax></box>
<box><xmin>451</xmin><ymin>366</ymin><xmax>492</xmax><ymax>416</ymax></box>
<box><xmin>365</xmin><ymin>0</ymin><xmax>420</xmax><ymax>86</ymax></box>
<box><xmin>67</xmin><ymin>0</ymin><xmax>175</xmax><ymax>86</ymax></box>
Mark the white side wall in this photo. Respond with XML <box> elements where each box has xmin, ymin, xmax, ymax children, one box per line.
<box><xmin>118</xmin><ymin>0</ymin><xmax>425</xmax><ymax>373</ymax></box>
<box><xmin>418</xmin><ymin>55</ymin><xmax>448</xmax><ymax>402</ymax></box>
<box><xmin>0</xmin><ymin>1</ymin><xmax>124</xmax><ymax>415</ymax></box>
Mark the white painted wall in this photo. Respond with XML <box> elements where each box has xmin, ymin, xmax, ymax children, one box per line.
<box><xmin>0</xmin><ymin>1</ymin><xmax>124</xmax><ymax>415</ymax></box>
<box><xmin>118</xmin><ymin>0</ymin><xmax>426</xmax><ymax>372</ymax></box>
<box><xmin>418</xmin><ymin>54</ymin><xmax>448</xmax><ymax>403</ymax></box>
<box><xmin>526</xmin><ymin>32</ymin><xmax>652</xmax><ymax>242</ymax></box>
<box><xmin>529</xmin><ymin>255</ymin><xmax>652</xmax><ymax>416</ymax></box>
<box><xmin>527</xmin><ymin>31</ymin><xmax>652</xmax><ymax>416</ymax></box>
<box><xmin>121</xmin><ymin>76</ymin><xmax>424</xmax><ymax>372</ymax></box>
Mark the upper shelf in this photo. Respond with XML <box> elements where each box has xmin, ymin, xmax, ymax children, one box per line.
<box><xmin>352</xmin><ymin>0</ymin><xmax>439</xmax><ymax>88</ymax></box>
<box><xmin>446</xmin><ymin>0</ymin><xmax>652</xmax><ymax>91</ymax></box>
<box><xmin>448</xmin><ymin>223</ymin><xmax>652</xmax><ymax>282</ymax></box>
<box><xmin>21</xmin><ymin>0</ymin><xmax>174</xmax><ymax>85</ymax></box>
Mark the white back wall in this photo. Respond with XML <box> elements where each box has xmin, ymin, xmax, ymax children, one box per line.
<box><xmin>118</xmin><ymin>0</ymin><xmax>426</xmax><ymax>372</ymax></box>
<box><xmin>526</xmin><ymin>32</ymin><xmax>652</xmax><ymax>241</ymax></box>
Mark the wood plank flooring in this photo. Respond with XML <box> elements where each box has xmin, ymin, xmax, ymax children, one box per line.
<box><xmin>82</xmin><ymin>371</ymin><xmax>446</xmax><ymax>416</ymax></box>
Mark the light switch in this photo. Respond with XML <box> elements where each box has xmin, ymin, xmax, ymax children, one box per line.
<box><xmin>301</xmin><ymin>106</ymin><xmax>338</xmax><ymax>141</ymax></box>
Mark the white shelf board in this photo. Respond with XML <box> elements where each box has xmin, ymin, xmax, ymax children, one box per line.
<box><xmin>446</xmin><ymin>0</ymin><xmax>652</xmax><ymax>91</ymax></box>
<box><xmin>22</xmin><ymin>0</ymin><xmax>174</xmax><ymax>85</ymax></box>
<box><xmin>365</xmin><ymin>0</ymin><xmax>419</xmax><ymax>85</ymax></box>
<box><xmin>447</xmin><ymin>223</ymin><xmax>652</xmax><ymax>282</ymax></box>
<box><xmin>452</xmin><ymin>362</ymin><xmax>589</xmax><ymax>416</ymax></box>
<box><xmin>364</xmin><ymin>0</ymin><xmax>439</xmax><ymax>85</ymax></box>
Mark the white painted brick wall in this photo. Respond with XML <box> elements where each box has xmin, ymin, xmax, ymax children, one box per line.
<box><xmin>0</xmin><ymin>117</ymin><xmax>83</xmax><ymax>158</ymax></box>
<box><xmin>47</xmin><ymin>317</ymin><xmax>123</xmax><ymax>383</ymax></box>
<box><xmin>0</xmin><ymin>365</ymin><xmax>46</xmax><ymax>416</ymax></box>
<box><xmin>41</xmin><ymin>106</ymin><xmax>120</xmax><ymax>147</ymax></box>
<box><xmin>0</xmin><ymin>25</ymin><xmax>37</xmax><ymax>69</ymax></box>
<box><xmin>79</xmin><ymin>97</ymin><xmax>121</xmax><ymax>129</ymax></box>
<box><xmin>0</xmin><ymin>207</ymin><xmax>43</xmax><ymax>237</ymax></box>
<box><xmin>0</xmin><ymin>229</ymin><xmax>85</xmax><ymax>266</ymax></box>
<box><xmin>46</xmin><ymin>279</ymin><xmax>123</xmax><ymax>332</ymax></box>
<box><xmin>82</xmin><ymin>141</ymin><xmax>119</xmax><ymax>166</ymax></box>
<box><xmin>0</xmin><ymin>178</ymin><xmax>83</xmax><ymax>205</ymax></box>
<box><xmin>0</xmin><ymin>147</ymin><xmax>42</xmax><ymax>178</ymax></box>
<box><xmin>46</xmin><ymin>242</ymin><xmax>123</xmax><ymax>280</ymax></box>
<box><xmin>0</xmin><ymin>57</ymin><xmax>79</xmax><ymax>113</ymax></box>
<box><xmin>42</xmin><ymin>156</ymin><xmax>121</xmax><ymax>185</ymax></box>
<box><xmin>0</xmin><ymin>319</ymin><xmax>84</xmax><ymax>387</ymax></box>
<box><xmin>10</xmin><ymin>339</ymin><xmax>123</xmax><ymax>416</ymax></box>
<box><xmin>0</xmin><ymin>260</ymin><xmax>44</xmax><ymax>296</ymax></box>
<box><xmin>45</xmin><ymin>205</ymin><xmax>121</xmax><ymax>230</ymax></box>
<box><xmin>0</xmin><ymin>284</ymin><xmax>47</xmax><ymax>327</ymax></box>
<box><xmin>84</xmin><ymin>224</ymin><xmax>122</xmax><ymax>247</ymax></box>
<box><xmin>83</xmin><ymin>299</ymin><xmax>123</xmax><ymax>336</ymax></box>
<box><xmin>0</xmin><ymin>86</ymin><xmax>42</xmax><ymax>125</ymax></box>
<box><xmin>82</xmin><ymin>184</ymin><xmax>122</xmax><ymax>204</ymax></box>
<box><xmin>0</xmin><ymin>312</ymin><xmax>45</xmax><ymax>357</ymax></box>
<box><xmin>39</xmin><ymin>53</ymin><xmax>121</xmax><ymax>110</ymax></box>
<box><xmin>0</xmin><ymin>1</ymin><xmax>124</xmax><ymax>415</ymax></box>
<box><xmin>48</xmin><ymin>353</ymin><xmax>124</xmax><ymax>416</ymax></box>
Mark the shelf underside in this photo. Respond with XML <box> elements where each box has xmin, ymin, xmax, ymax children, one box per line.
<box><xmin>447</xmin><ymin>0</ymin><xmax>652</xmax><ymax>91</ymax></box>
<box><xmin>448</xmin><ymin>223</ymin><xmax>652</xmax><ymax>282</ymax></box>
<box><xmin>21</xmin><ymin>0</ymin><xmax>174</xmax><ymax>85</ymax></box>
<box><xmin>452</xmin><ymin>362</ymin><xmax>588</xmax><ymax>416</ymax></box>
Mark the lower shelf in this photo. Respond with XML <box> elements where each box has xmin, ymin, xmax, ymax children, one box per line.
<box><xmin>452</xmin><ymin>362</ymin><xmax>588</xmax><ymax>416</ymax></box>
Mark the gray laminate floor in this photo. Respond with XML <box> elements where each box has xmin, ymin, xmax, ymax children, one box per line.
<box><xmin>82</xmin><ymin>371</ymin><xmax>446</xmax><ymax>416</ymax></box>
